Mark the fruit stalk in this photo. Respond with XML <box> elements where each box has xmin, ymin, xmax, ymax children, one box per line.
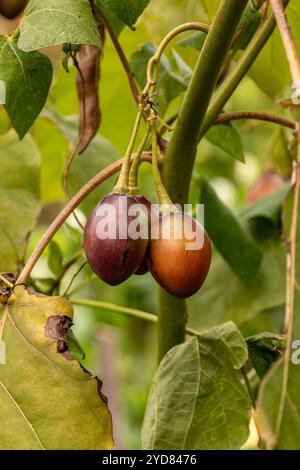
<box><xmin>157</xmin><ymin>0</ymin><xmax>249</xmax><ymax>363</ymax></box>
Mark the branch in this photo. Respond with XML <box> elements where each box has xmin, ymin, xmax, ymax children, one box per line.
<box><xmin>216</xmin><ymin>110</ymin><xmax>295</xmax><ymax>129</ymax></box>
<box><xmin>16</xmin><ymin>152</ymin><xmax>153</xmax><ymax>285</ymax></box>
<box><xmin>161</xmin><ymin>110</ymin><xmax>295</xmax><ymax>135</ymax></box>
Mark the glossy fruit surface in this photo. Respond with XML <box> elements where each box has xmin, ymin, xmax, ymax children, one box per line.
<box><xmin>0</xmin><ymin>0</ymin><xmax>28</xmax><ymax>19</ymax></box>
<box><xmin>246</xmin><ymin>172</ymin><xmax>285</xmax><ymax>204</ymax></box>
<box><xmin>84</xmin><ymin>193</ymin><xmax>149</xmax><ymax>285</ymax></box>
<box><xmin>134</xmin><ymin>195</ymin><xmax>152</xmax><ymax>276</ymax></box>
<box><xmin>148</xmin><ymin>212</ymin><xmax>212</xmax><ymax>298</ymax></box>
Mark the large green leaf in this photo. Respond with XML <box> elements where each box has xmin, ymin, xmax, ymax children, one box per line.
<box><xmin>18</xmin><ymin>0</ymin><xmax>101</xmax><ymax>52</ymax></box>
<box><xmin>130</xmin><ymin>42</ymin><xmax>187</xmax><ymax>116</ymax></box>
<box><xmin>205</xmin><ymin>123</ymin><xmax>245</xmax><ymax>163</ymax></box>
<box><xmin>0</xmin><ymin>130</ymin><xmax>41</xmax><ymax>273</ymax></box>
<box><xmin>142</xmin><ymin>322</ymin><xmax>251</xmax><ymax>450</ymax></box>
<box><xmin>43</xmin><ymin>111</ymin><xmax>120</xmax><ymax>216</ymax></box>
<box><xmin>0</xmin><ymin>286</ymin><xmax>113</xmax><ymax>449</ymax></box>
<box><xmin>0</xmin><ymin>37</ymin><xmax>52</xmax><ymax>139</ymax></box>
<box><xmin>201</xmin><ymin>180</ymin><xmax>262</xmax><ymax>282</ymax></box>
<box><xmin>100</xmin><ymin>0</ymin><xmax>150</xmax><ymax>29</ymax></box>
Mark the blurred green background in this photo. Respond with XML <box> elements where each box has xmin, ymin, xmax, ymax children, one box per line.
<box><xmin>0</xmin><ymin>0</ymin><xmax>297</xmax><ymax>449</ymax></box>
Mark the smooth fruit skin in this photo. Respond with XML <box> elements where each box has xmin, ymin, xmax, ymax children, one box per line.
<box><xmin>148</xmin><ymin>212</ymin><xmax>212</xmax><ymax>298</ymax></box>
<box><xmin>0</xmin><ymin>0</ymin><xmax>28</xmax><ymax>19</ymax></box>
<box><xmin>134</xmin><ymin>195</ymin><xmax>152</xmax><ymax>275</ymax></box>
<box><xmin>246</xmin><ymin>172</ymin><xmax>285</xmax><ymax>204</ymax></box>
<box><xmin>84</xmin><ymin>193</ymin><xmax>149</xmax><ymax>285</ymax></box>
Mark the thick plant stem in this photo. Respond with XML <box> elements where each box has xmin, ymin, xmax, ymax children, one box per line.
<box><xmin>201</xmin><ymin>0</ymin><xmax>290</xmax><ymax>137</ymax></box>
<box><xmin>162</xmin><ymin>0</ymin><xmax>248</xmax><ymax>204</ymax></box>
<box><xmin>158</xmin><ymin>290</ymin><xmax>188</xmax><ymax>361</ymax></box>
<box><xmin>157</xmin><ymin>0</ymin><xmax>248</xmax><ymax>363</ymax></box>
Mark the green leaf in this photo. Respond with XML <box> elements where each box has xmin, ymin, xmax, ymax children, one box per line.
<box><xmin>205</xmin><ymin>123</ymin><xmax>245</xmax><ymax>162</ymax></box>
<box><xmin>142</xmin><ymin>322</ymin><xmax>251</xmax><ymax>450</ymax></box>
<box><xmin>94</xmin><ymin>0</ymin><xmax>125</xmax><ymax>36</ymax></box>
<box><xmin>201</xmin><ymin>179</ymin><xmax>262</xmax><ymax>282</ymax></box>
<box><xmin>258</xmin><ymin>181</ymin><xmax>300</xmax><ymax>449</ymax></box>
<box><xmin>18</xmin><ymin>0</ymin><xmax>101</xmax><ymax>52</ymax></box>
<box><xmin>0</xmin><ymin>36</ymin><xmax>52</xmax><ymax>139</ymax></box>
<box><xmin>177</xmin><ymin>31</ymin><xmax>207</xmax><ymax>51</ymax></box>
<box><xmin>100</xmin><ymin>0</ymin><xmax>150</xmax><ymax>29</ymax></box>
<box><xmin>188</xmin><ymin>237</ymin><xmax>286</xmax><ymax>331</ymax></box>
<box><xmin>240</xmin><ymin>182</ymin><xmax>291</xmax><ymax>226</ymax></box>
<box><xmin>0</xmin><ymin>130</ymin><xmax>41</xmax><ymax>273</ymax></box>
<box><xmin>48</xmin><ymin>241</ymin><xmax>63</xmax><ymax>277</ymax></box>
<box><xmin>248</xmin><ymin>2</ymin><xmax>300</xmax><ymax>97</ymax></box>
<box><xmin>43</xmin><ymin>110</ymin><xmax>120</xmax><ymax>216</ymax></box>
<box><xmin>258</xmin><ymin>359</ymin><xmax>300</xmax><ymax>449</ymax></box>
<box><xmin>130</xmin><ymin>42</ymin><xmax>187</xmax><ymax>115</ymax></box>
<box><xmin>246</xmin><ymin>332</ymin><xmax>284</xmax><ymax>378</ymax></box>
<box><xmin>0</xmin><ymin>286</ymin><xmax>113</xmax><ymax>449</ymax></box>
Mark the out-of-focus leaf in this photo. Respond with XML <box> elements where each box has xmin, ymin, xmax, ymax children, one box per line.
<box><xmin>19</xmin><ymin>0</ymin><xmax>101</xmax><ymax>52</ymax></box>
<box><xmin>248</xmin><ymin>3</ymin><xmax>300</xmax><ymax>98</ymax></box>
<box><xmin>269</xmin><ymin>128</ymin><xmax>292</xmax><ymax>178</ymax></box>
<box><xmin>130</xmin><ymin>42</ymin><xmax>187</xmax><ymax>116</ymax></box>
<box><xmin>33</xmin><ymin>118</ymin><xmax>67</xmax><ymax>204</ymax></box>
<box><xmin>231</xmin><ymin>1</ymin><xmax>261</xmax><ymax>51</ymax></box>
<box><xmin>0</xmin><ymin>286</ymin><xmax>113</xmax><ymax>449</ymax></box>
<box><xmin>100</xmin><ymin>0</ymin><xmax>150</xmax><ymax>29</ymax></box>
<box><xmin>258</xmin><ymin>359</ymin><xmax>300</xmax><ymax>449</ymax></box>
<box><xmin>258</xmin><ymin>181</ymin><xmax>300</xmax><ymax>449</ymax></box>
<box><xmin>204</xmin><ymin>0</ymin><xmax>261</xmax><ymax>50</ymax></box>
<box><xmin>0</xmin><ymin>131</ymin><xmax>41</xmax><ymax>273</ymax></box>
<box><xmin>171</xmin><ymin>49</ymin><xmax>192</xmax><ymax>81</ymax></box>
<box><xmin>201</xmin><ymin>180</ymin><xmax>262</xmax><ymax>282</ymax></box>
<box><xmin>246</xmin><ymin>332</ymin><xmax>284</xmax><ymax>378</ymax></box>
<box><xmin>42</xmin><ymin>110</ymin><xmax>120</xmax><ymax>216</ymax></box>
<box><xmin>142</xmin><ymin>322</ymin><xmax>251</xmax><ymax>450</ymax></box>
<box><xmin>48</xmin><ymin>241</ymin><xmax>63</xmax><ymax>277</ymax></box>
<box><xmin>240</xmin><ymin>182</ymin><xmax>291</xmax><ymax>225</ymax></box>
<box><xmin>0</xmin><ymin>37</ymin><xmax>52</xmax><ymax>139</ymax></box>
<box><xmin>205</xmin><ymin>123</ymin><xmax>245</xmax><ymax>162</ymax></box>
<box><xmin>177</xmin><ymin>31</ymin><xmax>207</xmax><ymax>51</ymax></box>
<box><xmin>188</xmin><ymin>237</ymin><xmax>286</xmax><ymax>331</ymax></box>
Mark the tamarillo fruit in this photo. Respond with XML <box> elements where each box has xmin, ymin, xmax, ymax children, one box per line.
<box><xmin>84</xmin><ymin>193</ymin><xmax>149</xmax><ymax>285</ymax></box>
<box><xmin>246</xmin><ymin>171</ymin><xmax>285</xmax><ymax>204</ymax></box>
<box><xmin>147</xmin><ymin>212</ymin><xmax>212</xmax><ymax>298</ymax></box>
<box><xmin>0</xmin><ymin>0</ymin><xmax>28</xmax><ymax>19</ymax></box>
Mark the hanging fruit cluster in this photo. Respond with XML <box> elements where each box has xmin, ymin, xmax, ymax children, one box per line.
<box><xmin>84</xmin><ymin>40</ymin><xmax>212</xmax><ymax>299</ymax></box>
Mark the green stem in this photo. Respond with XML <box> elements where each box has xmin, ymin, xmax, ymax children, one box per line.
<box><xmin>114</xmin><ymin>109</ymin><xmax>143</xmax><ymax>194</ymax></box>
<box><xmin>143</xmin><ymin>22</ymin><xmax>210</xmax><ymax>96</ymax></box>
<box><xmin>151</xmin><ymin>126</ymin><xmax>173</xmax><ymax>208</ymax></box>
<box><xmin>200</xmin><ymin>0</ymin><xmax>290</xmax><ymax>138</ymax></box>
<box><xmin>128</xmin><ymin>129</ymin><xmax>151</xmax><ymax>194</ymax></box>
<box><xmin>158</xmin><ymin>0</ymin><xmax>248</xmax><ymax>364</ymax></box>
<box><xmin>71</xmin><ymin>298</ymin><xmax>199</xmax><ymax>336</ymax></box>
